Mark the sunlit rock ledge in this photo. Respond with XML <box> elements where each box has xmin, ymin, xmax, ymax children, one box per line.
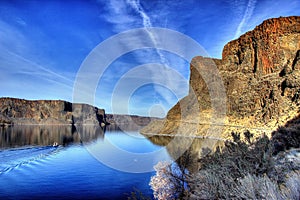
<box><xmin>141</xmin><ymin>16</ymin><xmax>300</xmax><ymax>140</ymax></box>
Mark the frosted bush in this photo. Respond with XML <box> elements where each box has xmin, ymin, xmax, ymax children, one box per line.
<box><xmin>149</xmin><ymin>161</ymin><xmax>176</xmax><ymax>200</ymax></box>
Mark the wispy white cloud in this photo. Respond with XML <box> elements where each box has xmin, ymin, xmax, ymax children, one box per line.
<box><xmin>2</xmin><ymin>0</ymin><xmax>298</xmax><ymax>116</ymax></box>
<box><xmin>125</xmin><ymin>0</ymin><xmax>188</xmax><ymax>106</ymax></box>
<box><xmin>0</xmin><ymin>18</ymin><xmax>75</xmax><ymax>100</ymax></box>
<box><xmin>242</xmin><ymin>0</ymin><xmax>300</xmax><ymax>32</ymax></box>
<box><xmin>101</xmin><ymin>0</ymin><xmax>139</xmax><ymax>32</ymax></box>
<box><xmin>95</xmin><ymin>0</ymin><xmax>190</xmax><ymax>116</ymax></box>
<box><xmin>95</xmin><ymin>56</ymin><xmax>188</xmax><ymax>116</ymax></box>
<box><xmin>4</xmin><ymin>49</ymin><xmax>73</xmax><ymax>84</ymax></box>
<box><xmin>0</xmin><ymin>19</ymin><xmax>29</xmax><ymax>55</ymax></box>
<box><xmin>234</xmin><ymin>0</ymin><xmax>257</xmax><ymax>38</ymax></box>
<box><xmin>126</xmin><ymin>0</ymin><xmax>151</xmax><ymax>27</ymax></box>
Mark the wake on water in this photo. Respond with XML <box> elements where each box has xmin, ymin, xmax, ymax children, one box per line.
<box><xmin>0</xmin><ymin>145</ymin><xmax>62</xmax><ymax>174</ymax></box>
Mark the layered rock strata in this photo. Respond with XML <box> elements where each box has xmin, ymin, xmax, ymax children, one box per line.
<box><xmin>0</xmin><ymin>97</ymin><xmax>106</xmax><ymax>126</ymax></box>
<box><xmin>142</xmin><ymin>16</ymin><xmax>300</xmax><ymax>139</ymax></box>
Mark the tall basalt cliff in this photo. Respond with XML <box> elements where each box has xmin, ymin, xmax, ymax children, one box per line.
<box><xmin>0</xmin><ymin>97</ymin><xmax>106</xmax><ymax>126</ymax></box>
<box><xmin>142</xmin><ymin>16</ymin><xmax>300</xmax><ymax>139</ymax></box>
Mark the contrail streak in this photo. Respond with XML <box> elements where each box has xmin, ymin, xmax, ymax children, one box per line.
<box><xmin>5</xmin><ymin>49</ymin><xmax>73</xmax><ymax>84</ymax></box>
<box><xmin>126</xmin><ymin>0</ymin><xmax>169</xmax><ymax>66</ymax></box>
<box><xmin>126</xmin><ymin>0</ymin><xmax>177</xmax><ymax>104</ymax></box>
<box><xmin>126</xmin><ymin>0</ymin><xmax>151</xmax><ymax>27</ymax></box>
<box><xmin>234</xmin><ymin>0</ymin><xmax>257</xmax><ymax>38</ymax></box>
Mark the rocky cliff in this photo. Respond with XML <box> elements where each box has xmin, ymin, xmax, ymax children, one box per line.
<box><xmin>0</xmin><ymin>97</ymin><xmax>106</xmax><ymax>126</ymax></box>
<box><xmin>106</xmin><ymin>114</ymin><xmax>157</xmax><ymax>131</ymax></box>
<box><xmin>142</xmin><ymin>16</ymin><xmax>300</xmax><ymax>139</ymax></box>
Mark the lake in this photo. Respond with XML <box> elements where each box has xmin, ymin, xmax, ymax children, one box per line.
<box><xmin>0</xmin><ymin>125</ymin><xmax>222</xmax><ymax>199</ymax></box>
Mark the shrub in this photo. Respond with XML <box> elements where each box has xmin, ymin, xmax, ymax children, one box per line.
<box><xmin>149</xmin><ymin>161</ymin><xmax>177</xmax><ymax>200</ymax></box>
<box><xmin>149</xmin><ymin>159</ymin><xmax>190</xmax><ymax>200</ymax></box>
<box><xmin>148</xmin><ymin>114</ymin><xmax>300</xmax><ymax>199</ymax></box>
<box><xmin>188</xmin><ymin>131</ymin><xmax>300</xmax><ymax>199</ymax></box>
<box><xmin>272</xmin><ymin>114</ymin><xmax>300</xmax><ymax>154</ymax></box>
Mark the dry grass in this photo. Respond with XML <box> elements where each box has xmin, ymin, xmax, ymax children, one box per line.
<box><xmin>132</xmin><ymin>116</ymin><xmax>300</xmax><ymax>199</ymax></box>
<box><xmin>188</xmin><ymin>129</ymin><xmax>300</xmax><ymax>200</ymax></box>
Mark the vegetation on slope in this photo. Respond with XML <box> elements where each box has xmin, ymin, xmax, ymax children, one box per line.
<box><xmin>144</xmin><ymin>115</ymin><xmax>300</xmax><ymax>200</ymax></box>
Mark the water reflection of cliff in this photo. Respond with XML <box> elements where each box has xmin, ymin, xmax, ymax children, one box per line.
<box><xmin>147</xmin><ymin>136</ymin><xmax>224</xmax><ymax>172</ymax></box>
<box><xmin>0</xmin><ymin>125</ymin><xmax>104</xmax><ymax>148</ymax></box>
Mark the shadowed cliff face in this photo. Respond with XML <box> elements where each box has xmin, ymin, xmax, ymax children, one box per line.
<box><xmin>142</xmin><ymin>16</ymin><xmax>300</xmax><ymax>139</ymax></box>
<box><xmin>0</xmin><ymin>98</ymin><xmax>106</xmax><ymax>126</ymax></box>
<box><xmin>105</xmin><ymin>114</ymin><xmax>155</xmax><ymax>131</ymax></box>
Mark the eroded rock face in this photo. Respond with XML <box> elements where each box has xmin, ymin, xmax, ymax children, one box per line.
<box><xmin>0</xmin><ymin>97</ymin><xmax>106</xmax><ymax>126</ymax></box>
<box><xmin>105</xmin><ymin>114</ymin><xmax>155</xmax><ymax>131</ymax></box>
<box><xmin>142</xmin><ymin>16</ymin><xmax>300</xmax><ymax>139</ymax></box>
<box><xmin>222</xmin><ymin>17</ymin><xmax>300</xmax><ymax>74</ymax></box>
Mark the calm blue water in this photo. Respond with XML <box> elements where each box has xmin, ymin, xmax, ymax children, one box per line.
<box><xmin>0</xmin><ymin>127</ymin><xmax>170</xmax><ymax>199</ymax></box>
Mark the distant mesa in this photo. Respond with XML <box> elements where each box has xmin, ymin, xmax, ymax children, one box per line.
<box><xmin>142</xmin><ymin>16</ymin><xmax>300</xmax><ymax>139</ymax></box>
<box><xmin>0</xmin><ymin>97</ymin><xmax>107</xmax><ymax>126</ymax></box>
<box><xmin>0</xmin><ymin>97</ymin><xmax>157</xmax><ymax>131</ymax></box>
<box><xmin>105</xmin><ymin>114</ymin><xmax>159</xmax><ymax>131</ymax></box>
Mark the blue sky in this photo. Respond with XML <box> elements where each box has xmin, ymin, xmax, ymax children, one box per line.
<box><xmin>0</xmin><ymin>0</ymin><xmax>299</xmax><ymax>117</ymax></box>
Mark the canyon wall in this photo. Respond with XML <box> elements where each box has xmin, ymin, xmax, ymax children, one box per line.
<box><xmin>106</xmin><ymin>114</ymin><xmax>157</xmax><ymax>131</ymax></box>
<box><xmin>0</xmin><ymin>97</ymin><xmax>106</xmax><ymax>126</ymax></box>
<box><xmin>142</xmin><ymin>16</ymin><xmax>300</xmax><ymax>139</ymax></box>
